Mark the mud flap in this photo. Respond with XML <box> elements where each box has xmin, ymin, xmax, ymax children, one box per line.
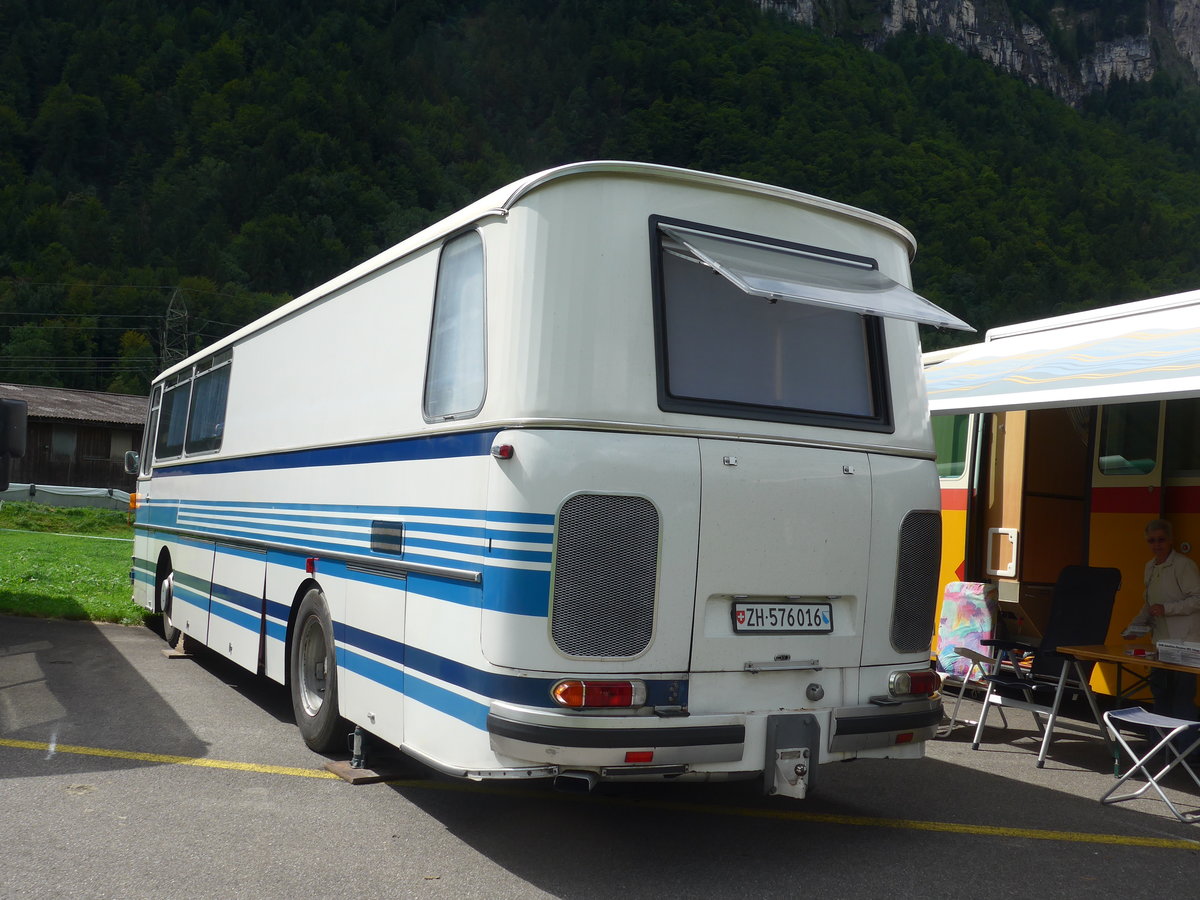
<box><xmin>762</xmin><ymin>714</ymin><xmax>820</xmax><ymax>799</ymax></box>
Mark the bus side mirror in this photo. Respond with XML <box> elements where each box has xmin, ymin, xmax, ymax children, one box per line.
<box><xmin>124</xmin><ymin>450</ymin><xmax>140</xmax><ymax>475</ymax></box>
<box><xmin>0</xmin><ymin>398</ymin><xmax>28</xmax><ymax>493</ymax></box>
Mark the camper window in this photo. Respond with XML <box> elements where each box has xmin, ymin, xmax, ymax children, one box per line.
<box><xmin>1098</xmin><ymin>402</ymin><xmax>1159</xmax><ymax>475</ymax></box>
<box><xmin>933</xmin><ymin>414</ymin><xmax>969</xmax><ymax>478</ymax></box>
<box><xmin>1165</xmin><ymin>397</ymin><xmax>1200</xmax><ymax>479</ymax></box>
<box><xmin>654</xmin><ymin>221</ymin><xmax>887</xmax><ymax>428</ymax></box>
<box><xmin>424</xmin><ymin>230</ymin><xmax>486</xmax><ymax>421</ymax></box>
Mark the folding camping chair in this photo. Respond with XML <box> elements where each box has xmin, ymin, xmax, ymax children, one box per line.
<box><xmin>970</xmin><ymin>564</ymin><xmax>1121</xmax><ymax>766</ymax></box>
<box><xmin>933</xmin><ymin>582</ymin><xmax>1004</xmax><ymax>735</ymax></box>
<box><xmin>1101</xmin><ymin>707</ymin><xmax>1200</xmax><ymax>823</ymax></box>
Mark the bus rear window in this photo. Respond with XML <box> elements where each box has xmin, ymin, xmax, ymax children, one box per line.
<box><xmin>653</xmin><ymin>220</ymin><xmax>889</xmax><ymax>429</ymax></box>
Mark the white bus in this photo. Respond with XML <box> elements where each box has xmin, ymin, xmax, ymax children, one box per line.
<box><xmin>129</xmin><ymin>161</ymin><xmax>969</xmax><ymax>797</ymax></box>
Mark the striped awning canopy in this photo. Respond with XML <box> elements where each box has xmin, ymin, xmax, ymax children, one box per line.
<box><xmin>925</xmin><ymin>295</ymin><xmax>1200</xmax><ymax>415</ymax></box>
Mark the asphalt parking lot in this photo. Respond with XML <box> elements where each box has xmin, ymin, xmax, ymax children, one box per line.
<box><xmin>2</xmin><ymin>614</ymin><xmax>1198</xmax><ymax>900</ymax></box>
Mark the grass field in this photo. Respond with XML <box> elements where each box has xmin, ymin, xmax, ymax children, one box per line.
<box><xmin>0</xmin><ymin>501</ymin><xmax>147</xmax><ymax>625</ymax></box>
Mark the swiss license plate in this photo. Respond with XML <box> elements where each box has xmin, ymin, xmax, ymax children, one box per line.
<box><xmin>731</xmin><ymin>601</ymin><xmax>833</xmax><ymax>634</ymax></box>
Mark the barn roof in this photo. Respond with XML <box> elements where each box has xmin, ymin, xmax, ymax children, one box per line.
<box><xmin>0</xmin><ymin>382</ymin><xmax>147</xmax><ymax>427</ymax></box>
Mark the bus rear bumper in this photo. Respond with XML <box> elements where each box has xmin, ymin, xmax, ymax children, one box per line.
<box><xmin>486</xmin><ymin>702</ymin><xmax>746</xmax><ymax>767</ymax></box>
<box><xmin>828</xmin><ymin>697</ymin><xmax>942</xmax><ymax>753</ymax></box>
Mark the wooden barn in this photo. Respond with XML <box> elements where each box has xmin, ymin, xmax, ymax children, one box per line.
<box><xmin>0</xmin><ymin>383</ymin><xmax>147</xmax><ymax>494</ymax></box>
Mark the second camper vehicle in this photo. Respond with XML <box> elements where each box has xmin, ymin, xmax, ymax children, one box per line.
<box><xmin>128</xmin><ymin>161</ymin><xmax>969</xmax><ymax>798</ymax></box>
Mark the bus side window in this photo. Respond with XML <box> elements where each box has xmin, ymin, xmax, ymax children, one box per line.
<box><xmin>142</xmin><ymin>385</ymin><xmax>161</xmax><ymax>475</ymax></box>
<box><xmin>156</xmin><ymin>376</ymin><xmax>191</xmax><ymax>460</ymax></box>
<box><xmin>424</xmin><ymin>230</ymin><xmax>486</xmax><ymax>421</ymax></box>
<box><xmin>185</xmin><ymin>354</ymin><xmax>232</xmax><ymax>454</ymax></box>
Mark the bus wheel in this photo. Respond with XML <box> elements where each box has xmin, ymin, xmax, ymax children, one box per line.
<box><xmin>289</xmin><ymin>588</ymin><xmax>344</xmax><ymax>753</ymax></box>
<box><xmin>158</xmin><ymin>573</ymin><xmax>181</xmax><ymax>648</ymax></box>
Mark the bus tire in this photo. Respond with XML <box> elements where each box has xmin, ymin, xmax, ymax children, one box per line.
<box><xmin>289</xmin><ymin>588</ymin><xmax>345</xmax><ymax>753</ymax></box>
<box><xmin>158</xmin><ymin>573</ymin><xmax>181</xmax><ymax>649</ymax></box>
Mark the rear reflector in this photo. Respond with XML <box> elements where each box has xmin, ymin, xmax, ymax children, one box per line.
<box><xmin>889</xmin><ymin>669</ymin><xmax>941</xmax><ymax>697</ymax></box>
<box><xmin>625</xmin><ymin>750</ymin><xmax>654</xmax><ymax>764</ymax></box>
<box><xmin>551</xmin><ymin>679</ymin><xmax>647</xmax><ymax>709</ymax></box>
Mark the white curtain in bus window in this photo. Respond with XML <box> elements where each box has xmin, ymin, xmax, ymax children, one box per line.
<box><xmin>661</xmin><ymin>240</ymin><xmax>875</xmax><ymax>418</ymax></box>
<box><xmin>1098</xmin><ymin>401</ymin><xmax>1159</xmax><ymax>475</ymax></box>
<box><xmin>155</xmin><ymin>379</ymin><xmax>191</xmax><ymax>459</ymax></box>
<box><xmin>424</xmin><ymin>231</ymin><xmax>486</xmax><ymax>420</ymax></box>
<box><xmin>185</xmin><ymin>361</ymin><xmax>231</xmax><ymax>453</ymax></box>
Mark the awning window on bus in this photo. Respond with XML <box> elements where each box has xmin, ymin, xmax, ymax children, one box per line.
<box><xmin>658</xmin><ymin>224</ymin><xmax>973</xmax><ymax>332</ymax></box>
<box><xmin>925</xmin><ymin>325</ymin><xmax>1200</xmax><ymax>415</ymax></box>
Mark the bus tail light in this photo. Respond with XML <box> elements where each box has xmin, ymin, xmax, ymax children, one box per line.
<box><xmin>889</xmin><ymin>669</ymin><xmax>940</xmax><ymax>697</ymax></box>
<box><xmin>551</xmin><ymin>679</ymin><xmax>647</xmax><ymax>709</ymax></box>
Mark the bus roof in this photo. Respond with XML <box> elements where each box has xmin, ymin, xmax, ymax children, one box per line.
<box><xmin>155</xmin><ymin>161</ymin><xmax>920</xmax><ymax>383</ymax></box>
<box><xmin>924</xmin><ymin>288</ymin><xmax>1200</xmax><ymax>414</ymax></box>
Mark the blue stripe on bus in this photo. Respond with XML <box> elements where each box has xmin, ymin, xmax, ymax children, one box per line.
<box><xmin>404</xmin><ymin>536</ymin><xmax>551</xmax><ymax>564</ymax></box>
<box><xmin>174</xmin><ymin>570</ymin><xmax>211</xmax><ymax>598</ymax></box>
<box><xmin>341</xmin><ymin>624</ymin><xmax>551</xmax><ymax>707</ymax></box>
<box><xmin>212</xmin><ymin>581</ymin><xmax>262</xmax><ymax>614</ymax></box>
<box><xmin>338</xmin><ymin>648</ymin><xmax>491</xmax><ymax>730</ymax></box>
<box><xmin>138</xmin><ymin>513</ymin><xmax>552</xmax><ymax>568</ymax></box>
<box><xmin>140</xmin><ymin>498</ymin><xmax>555</xmax><ymax>528</ymax></box>
<box><xmin>137</xmin><ymin>540</ymin><xmax>551</xmax><ymax>619</ymax></box>
<box><xmin>159</xmin><ymin>507</ymin><xmax>554</xmax><ymax>546</ymax></box>
<box><xmin>404</xmin><ymin>671</ymin><xmax>491</xmax><ymax>730</ymax></box>
<box><xmin>133</xmin><ymin>553</ymin><xmax>685</xmax><ymax>722</ymax></box>
<box><xmin>481</xmin><ymin>566</ymin><xmax>551</xmax><ymax>617</ymax></box>
<box><xmin>337</xmin><ymin>624</ymin><xmax>687</xmax><ymax>710</ymax></box>
<box><xmin>154</xmin><ymin>429</ymin><xmax>502</xmax><ymax>477</ymax></box>
<box><xmin>210</xmin><ymin>594</ymin><xmax>260</xmax><ymax>632</ymax></box>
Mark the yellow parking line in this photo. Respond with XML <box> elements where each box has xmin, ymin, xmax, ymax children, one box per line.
<box><xmin>379</xmin><ymin>777</ymin><xmax>1200</xmax><ymax>851</ymax></box>
<box><xmin>0</xmin><ymin>737</ymin><xmax>338</xmax><ymax>779</ymax></box>
<box><xmin>4</xmin><ymin>737</ymin><xmax>1197</xmax><ymax>850</ymax></box>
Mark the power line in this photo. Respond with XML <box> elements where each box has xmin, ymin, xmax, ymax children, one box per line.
<box><xmin>0</xmin><ymin>312</ymin><xmax>163</xmax><ymax>318</ymax></box>
<box><xmin>0</xmin><ymin>280</ymin><xmax>262</xmax><ymax>300</ymax></box>
<box><xmin>0</xmin><ymin>356</ymin><xmax>132</xmax><ymax>361</ymax></box>
<box><xmin>0</xmin><ymin>367</ymin><xmax>151</xmax><ymax>373</ymax></box>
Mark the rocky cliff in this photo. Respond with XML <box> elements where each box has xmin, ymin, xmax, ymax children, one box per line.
<box><xmin>759</xmin><ymin>0</ymin><xmax>1200</xmax><ymax>105</ymax></box>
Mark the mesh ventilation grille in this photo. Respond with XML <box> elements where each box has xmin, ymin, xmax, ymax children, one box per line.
<box><xmin>891</xmin><ymin>510</ymin><xmax>941</xmax><ymax>653</ymax></box>
<box><xmin>550</xmin><ymin>494</ymin><xmax>659</xmax><ymax>658</ymax></box>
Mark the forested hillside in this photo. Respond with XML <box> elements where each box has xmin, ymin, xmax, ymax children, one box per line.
<box><xmin>5</xmin><ymin>0</ymin><xmax>1200</xmax><ymax>392</ymax></box>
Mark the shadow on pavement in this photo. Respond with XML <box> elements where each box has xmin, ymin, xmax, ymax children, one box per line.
<box><xmin>379</xmin><ymin>695</ymin><xmax>1200</xmax><ymax>898</ymax></box>
<box><xmin>0</xmin><ymin>614</ymin><xmax>210</xmax><ymax>777</ymax></box>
